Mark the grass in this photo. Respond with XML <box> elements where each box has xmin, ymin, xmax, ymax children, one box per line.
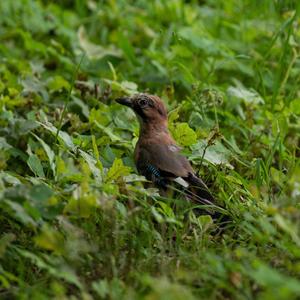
<box><xmin>0</xmin><ymin>0</ymin><xmax>299</xmax><ymax>299</ymax></box>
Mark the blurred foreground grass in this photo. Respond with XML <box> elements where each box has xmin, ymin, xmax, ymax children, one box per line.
<box><xmin>0</xmin><ymin>0</ymin><xmax>299</xmax><ymax>299</ymax></box>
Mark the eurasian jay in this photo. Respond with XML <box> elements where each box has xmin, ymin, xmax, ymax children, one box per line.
<box><xmin>116</xmin><ymin>93</ymin><xmax>226</xmax><ymax>217</ymax></box>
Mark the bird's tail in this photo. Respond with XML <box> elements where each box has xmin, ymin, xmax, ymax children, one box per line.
<box><xmin>182</xmin><ymin>173</ymin><xmax>230</xmax><ymax>225</ymax></box>
<box><xmin>184</xmin><ymin>173</ymin><xmax>215</xmax><ymax>202</ymax></box>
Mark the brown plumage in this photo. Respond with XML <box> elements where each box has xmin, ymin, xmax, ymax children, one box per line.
<box><xmin>116</xmin><ymin>93</ymin><xmax>218</xmax><ymax>207</ymax></box>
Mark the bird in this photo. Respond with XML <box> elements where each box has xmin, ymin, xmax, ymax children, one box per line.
<box><xmin>116</xmin><ymin>93</ymin><xmax>228</xmax><ymax>220</ymax></box>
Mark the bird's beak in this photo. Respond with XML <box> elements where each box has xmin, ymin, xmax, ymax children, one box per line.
<box><xmin>115</xmin><ymin>97</ymin><xmax>133</xmax><ymax>108</ymax></box>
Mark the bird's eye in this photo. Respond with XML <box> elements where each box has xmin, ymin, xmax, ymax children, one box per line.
<box><xmin>139</xmin><ymin>99</ymin><xmax>148</xmax><ymax>107</ymax></box>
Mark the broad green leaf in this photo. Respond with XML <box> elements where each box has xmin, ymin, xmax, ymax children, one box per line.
<box><xmin>103</xmin><ymin>79</ymin><xmax>138</xmax><ymax>94</ymax></box>
<box><xmin>78</xmin><ymin>26</ymin><xmax>122</xmax><ymax>59</ymax></box>
<box><xmin>290</xmin><ymin>99</ymin><xmax>300</xmax><ymax>115</ymax></box>
<box><xmin>227</xmin><ymin>84</ymin><xmax>264</xmax><ymax>105</ymax></box>
<box><xmin>144</xmin><ymin>276</ymin><xmax>196</xmax><ymax>300</ymax></box>
<box><xmin>171</xmin><ymin>122</ymin><xmax>197</xmax><ymax>146</ymax></box>
<box><xmin>106</xmin><ymin>158</ymin><xmax>131</xmax><ymax>182</ymax></box>
<box><xmin>29</xmin><ymin>184</ymin><xmax>53</xmax><ymax>202</ymax></box>
<box><xmin>13</xmin><ymin>119</ymin><xmax>39</xmax><ymax>136</ymax></box>
<box><xmin>71</xmin><ymin>96</ymin><xmax>90</xmax><ymax>118</ymax></box>
<box><xmin>120</xmin><ymin>81</ymin><xmax>138</xmax><ymax>92</ymax></box>
<box><xmin>92</xmin><ymin>279</ymin><xmax>110</xmax><ymax>298</ymax></box>
<box><xmin>21</xmin><ymin>76</ymin><xmax>49</xmax><ymax>101</ymax></box>
<box><xmin>157</xmin><ymin>201</ymin><xmax>174</xmax><ymax>218</ymax></box>
<box><xmin>117</xmin><ymin>31</ymin><xmax>138</xmax><ymax>64</ymax></box>
<box><xmin>0</xmin><ymin>172</ymin><xmax>21</xmax><ymax>185</ymax></box>
<box><xmin>274</xmin><ymin>214</ymin><xmax>300</xmax><ymax>246</ymax></box>
<box><xmin>39</xmin><ymin>122</ymin><xmax>75</xmax><ymax>150</ymax></box>
<box><xmin>4</xmin><ymin>200</ymin><xmax>36</xmax><ymax>226</ymax></box>
<box><xmin>94</xmin><ymin>120</ymin><xmax>121</xmax><ymax>142</ymax></box>
<box><xmin>151</xmin><ymin>207</ymin><xmax>164</xmax><ymax>223</ymax></box>
<box><xmin>168</xmin><ymin>107</ymin><xmax>180</xmax><ymax>123</ymax></box>
<box><xmin>198</xmin><ymin>215</ymin><xmax>213</xmax><ymax>228</ymax></box>
<box><xmin>27</xmin><ymin>154</ymin><xmax>45</xmax><ymax>177</ymax></box>
<box><xmin>190</xmin><ymin>140</ymin><xmax>232</xmax><ymax>167</ymax></box>
<box><xmin>250</xmin><ymin>262</ymin><xmax>300</xmax><ymax>296</ymax></box>
<box><xmin>79</xmin><ymin>149</ymin><xmax>102</xmax><ymax>180</ymax></box>
<box><xmin>32</xmin><ymin>133</ymin><xmax>56</xmax><ymax>177</ymax></box>
<box><xmin>64</xmin><ymin>195</ymin><xmax>98</xmax><ymax>218</ymax></box>
<box><xmin>47</xmin><ymin>75</ymin><xmax>70</xmax><ymax>92</ymax></box>
<box><xmin>35</xmin><ymin>225</ymin><xmax>64</xmax><ymax>253</ymax></box>
<box><xmin>171</xmin><ymin>44</ymin><xmax>193</xmax><ymax>58</ymax></box>
<box><xmin>0</xmin><ymin>137</ymin><xmax>12</xmax><ymax>151</ymax></box>
<box><xmin>179</xmin><ymin>25</ymin><xmax>222</xmax><ymax>55</ymax></box>
<box><xmin>89</xmin><ymin>107</ymin><xmax>111</xmax><ymax>127</ymax></box>
<box><xmin>0</xmin><ymin>233</ymin><xmax>15</xmax><ymax>258</ymax></box>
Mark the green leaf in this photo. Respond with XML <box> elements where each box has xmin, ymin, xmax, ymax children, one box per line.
<box><xmin>0</xmin><ymin>137</ymin><xmax>12</xmax><ymax>151</ymax></box>
<box><xmin>92</xmin><ymin>279</ymin><xmax>110</xmax><ymax>298</ymax></box>
<box><xmin>47</xmin><ymin>75</ymin><xmax>70</xmax><ymax>92</ymax></box>
<box><xmin>0</xmin><ymin>172</ymin><xmax>21</xmax><ymax>185</ymax></box>
<box><xmin>72</xmin><ymin>96</ymin><xmax>90</xmax><ymax>118</ymax></box>
<box><xmin>4</xmin><ymin>200</ymin><xmax>36</xmax><ymax>226</ymax></box>
<box><xmin>89</xmin><ymin>107</ymin><xmax>111</xmax><ymax>127</ymax></box>
<box><xmin>39</xmin><ymin>122</ymin><xmax>75</xmax><ymax>150</ymax></box>
<box><xmin>171</xmin><ymin>122</ymin><xmax>197</xmax><ymax>146</ymax></box>
<box><xmin>198</xmin><ymin>215</ymin><xmax>213</xmax><ymax>229</ymax></box>
<box><xmin>168</xmin><ymin>107</ymin><xmax>180</xmax><ymax>123</ymax></box>
<box><xmin>0</xmin><ymin>233</ymin><xmax>15</xmax><ymax>258</ymax></box>
<box><xmin>64</xmin><ymin>195</ymin><xmax>98</xmax><ymax>218</ymax></box>
<box><xmin>21</xmin><ymin>76</ymin><xmax>49</xmax><ymax>101</ymax></box>
<box><xmin>78</xmin><ymin>26</ymin><xmax>122</xmax><ymax>60</ymax></box>
<box><xmin>274</xmin><ymin>214</ymin><xmax>300</xmax><ymax>246</ymax></box>
<box><xmin>29</xmin><ymin>184</ymin><xmax>53</xmax><ymax>202</ymax></box>
<box><xmin>117</xmin><ymin>31</ymin><xmax>138</xmax><ymax>64</ymax></box>
<box><xmin>103</xmin><ymin>79</ymin><xmax>138</xmax><ymax>94</ymax></box>
<box><xmin>227</xmin><ymin>84</ymin><xmax>264</xmax><ymax>105</ymax></box>
<box><xmin>190</xmin><ymin>140</ymin><xmax>232</xmax><ymax>167</ymax></box>
<box><xmin>290</xmin><ymin>99</ymin><xmax>300</xmax><ymax>115</ymax></box>
<box><xmin>250</xmin><ymin>262</ymin><xmax>300</xmax><ymax>296</ymax></box>
<box><xmin>143</xmin><ymin>276</ymin><xmax>196</xmax><ymax>300</ymax></box>
<box><xmin>27</xmin><ymin>154</ymin><xmax>45</xmax><ymax>178</ymax></box>
<box><xmin>157</xmin><ymin>201</ymin><xmax>174</xmax><ymax>218</ymax></box>
<box><xmin>34</xmin><ymin>224</ymin><xmax>64</xmax><ymax>253</ymax></box>
<box><xmin>79</xmin><ymin>149</ymin><xmax>102</xmax><ymax>180</ymax></box>
<box><xmin>13</xmin><ymin>119</ymin><xmax>39</xmax><ymax>136</ymax></box>
<box><xmin>106</xmin><ymin>158</ymin><xmax>131</xmax><ymax>182</ymax></box>
<box><xmin>32</xmin><ymin>133</ymin><xmax>56</xmax><ymax>177</ymax></box>
<box><xmin>94</xmin><ymin>120</ymin><xmax>121</xmax><ymax>142</ymax></box>
<box><xmin>179</xmin><ymin>25</ymin><xmax>222</xmax><ymax>55</ymax></box>
<box><xmin>120</xmin><ymin>81</ymin><xmax>138</xmax><ymax>92</ymax></box>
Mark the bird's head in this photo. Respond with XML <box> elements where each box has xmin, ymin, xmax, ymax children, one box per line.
<box><xmin>116</xmin><ymin>93</ymin><xmax>168</xmax><ymax>125</ymax></box>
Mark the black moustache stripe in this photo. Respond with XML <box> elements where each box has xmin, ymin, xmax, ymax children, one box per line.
<box><xmin>134</xmin><ymin>105</ymin><xmax>147</xmax><ymax>119</ymax></box>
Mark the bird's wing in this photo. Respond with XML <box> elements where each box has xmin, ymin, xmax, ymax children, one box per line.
<box><xmin>136</xmin><ymin>143</ymin><xmax>215</xmax><ymax>203</ymax></box>
<box><xmin>136</xmin><ymin>143</ymin><xmax>193</xmax><ymax>178</ymax></box>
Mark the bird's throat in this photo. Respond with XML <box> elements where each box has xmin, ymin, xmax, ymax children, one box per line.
<box><xmin>139</xmin><ymin>121</ymin><xmax>168</xmax><ymax>135</ymax></box>
<box><xmin>138</xmin><ymin>120</ymin><xmax>175</xmax><ymax>144</ymax></box>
